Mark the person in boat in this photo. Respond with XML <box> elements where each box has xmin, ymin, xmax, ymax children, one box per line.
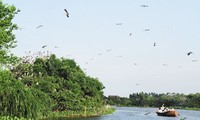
<box><xmin>161</xmin><ymin>104</ymin><xmax>165</xmax><ymax>110</ymax></box>
<box><xmin>157</xmin><ymin>104</ymin><xmax>169</xmax><ymax>113</ymax></box>
<box><xmin>157</xmin><ymin>107</ymin><xmax>163</xmax><ymax>113</ymax></box>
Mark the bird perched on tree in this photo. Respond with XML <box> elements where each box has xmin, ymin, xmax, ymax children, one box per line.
<box><xmin>64</xmin><ymin>9</ymin><xmax>69</xmax><ymax>18</ymax></box>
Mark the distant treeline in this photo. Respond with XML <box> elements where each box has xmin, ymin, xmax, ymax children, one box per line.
<box><xmin>105</xmin><ymin>92</ymin><xmax>200</xmax><ymax>108</ymax></box>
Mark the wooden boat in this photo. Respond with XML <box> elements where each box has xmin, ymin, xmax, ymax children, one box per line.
<box><xmin>156</xmin><ymin>104</ymin><xmax>179</xmax><ymax>117</ymax></box>
<box><xmin>156</xmin><ymin>110</ymin><xmax>179</xmax><ymax>117</ymax></box>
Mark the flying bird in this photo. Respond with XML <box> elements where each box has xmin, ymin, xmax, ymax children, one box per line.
<box><xmin>129</xmin><ymin>33</ymin><xmax>133</xmax><ymax>36</ymax></box>
<box><xmin>153</xmin><ymin>42</ymin><xmax>156</xmax><ymax>46</ymax></box>
<box><xmin>162</xmin><ymin>64</ymin><xmax>168</xmax><ymax>66</ymax></box>
<box><xmin>187</xmin><ymin>52</ymin><xmax>193</xmax><ymax>56</ymax></box>
<box><xmin>117</xmin><ymin>55</ymin><xmax>122</xmax><ymax>58</ymax></box>
<box><xmin>140</xmin><ymin>5</ymin><xmax>148</xmax><ymax>7</ymax></box>
<box><xmin>143</xmin><ymin>29</ymin><xmax>150</xmax><ymax>32</ymax></box>
<box><xmin>64</xmin><ymin>9</ymin><xmax>69</xmax><ymax>18</ymax></box>
<box><xmin>192</xmin><ymin>60</ymin><xmax>198</xmax><ymax>62</ymax></box>
<box><xmin>37</xmin><ymin>25</ymin><xmax>43</xmax><ymax>29</ymax></box>
<box><xmin>106</xmin><ymin>49</ymin><xmax>112</xmax><ymax>52</ymax></box>
<box><xmin>42</xmin><ymin>45</ymin><xmax>47</xmax><ymax>48</ymax></box>
<box><xmin>116</xmin><ymin>23</ymin><xmax>123</xmax><ymax>25</ymax></box>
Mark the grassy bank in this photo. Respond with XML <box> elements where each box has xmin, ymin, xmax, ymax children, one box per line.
<box><xmin>178</xmin><ymin>107</ymin><xmax>200</xmax><ymax>111</ymax></box>
<box><xmin>43</xmin><ymin>106</ymin><xmax>115</xmax><ymax>119</ymax></box>
<box><xmin>0</xmin><ymin>116</ymin><xmax>30</xmax><ymax>120</ymax></box>
<box><xmin>0</xmin><ymin>106</ymin><xmax>115</xmax><ymax>120</ymax></box>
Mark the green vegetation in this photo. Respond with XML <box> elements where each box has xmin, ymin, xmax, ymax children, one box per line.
<box><xmin>0</xmin><ymin>71</ymin><xmax>51</xmax><ymax>119</ymax></box>
<box><xmin>0</xmin><ymin>116</ymin><xmax>31</xmax><ymax>120</ymax></box>
<box><xmin>0</xmin><ymin>53</ymin><xmax>112</xmax><ymax>119</ymax></box>
<box><xmin>11</xmin><ymin>54</ymin><xmax>107</xmax><ymax>117</ymax></box>
<box><xmin>0</xmin><ymin>0</ymin><xmax>113</xmax><ymax>119</ymax></box>
<box><xmin>106</xmin><ymin>92</ymin><xmax>200</xmax><ymax>110</ymax></box>
<box><xmin>45</xmin><ymin>105</ymin><xmax>115</xmax><ymax>119</ymax></box>
<box><xmin>0</xmin><ymin>0</ymin><xmax>19</xmax><ymax>69</ymax></box>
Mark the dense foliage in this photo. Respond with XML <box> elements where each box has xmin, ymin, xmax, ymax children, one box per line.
<box><xmin>10</xmin><ymin>54</ymin><xmax>106</xmax><ymax>118</ymax></box>
<box><xmin>0</xmin><ymin>0</ymin><xmax>19</xmax><ymax>68</ymax></box>
<box><xmin>106</xmin><ymin>92</ymin><xmax>200</xmax><ymax>109</ymax></box>
<box><xmin>0</xmin><ymin>70</ymin><xmax>51</xmax><ymax>119</ymax></box>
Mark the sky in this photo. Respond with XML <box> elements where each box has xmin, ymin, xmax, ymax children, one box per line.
<box><xmin>4</xmin><ymin>0</ymin><xmax>200</xmax><ymax>97</ymax></box>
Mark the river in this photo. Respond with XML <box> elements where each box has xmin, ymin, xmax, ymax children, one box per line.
<box><xmin>55</xmin><ymin>107</ymin><xmax>200</xmax><ymax>120</ymax></box>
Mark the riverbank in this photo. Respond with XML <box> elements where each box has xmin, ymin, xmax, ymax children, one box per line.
<box><xmin>42</xmin><ymin>105</ymin><xmax>115</xmax><ymax>119</ymax></box>
<box><xmin>176</xmin><ymin>107</ymin><xmax>200</xmax><ymax>111</ymax></box>
<box><xmin>0</xmin><ymin>106</ymin><xmax>115</xmax><ymax>120</ymax></box>
<box><xmin>111</xmin><ymin>105</ymin><xmax>200</xmax><ymax>112</ymax></box>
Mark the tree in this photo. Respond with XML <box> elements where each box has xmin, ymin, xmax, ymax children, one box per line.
<box><xmin>0</xmin><ymin>0</ymin><xmax>20</xmax><ymax>69</ymax></box>
<box><xmin>12</xmin><ymin>54</ymin><xmax>106</xmax><ymax>112</ymax></box>
<box><xmin>0</xmin><ymin>70</ymin><xmax>51</xmax><ymax>119</ymax></box>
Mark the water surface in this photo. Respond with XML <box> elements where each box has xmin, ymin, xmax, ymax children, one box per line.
<box><xmin>56</xmin><ymin>107</ymin><xmax>200</xmax><ymax>120</ymax></box>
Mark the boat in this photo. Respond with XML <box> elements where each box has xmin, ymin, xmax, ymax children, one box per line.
<box><xmin>156</xmin><ymin>105</ymin><xmax>179</xmax><ymax>117</ymax></box>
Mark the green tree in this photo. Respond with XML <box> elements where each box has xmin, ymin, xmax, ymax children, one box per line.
<box><xmin>0</xmin><ymin>0</ymin><xmax>19</xmax><ymax>69</ymax></box>
<box><xmin>12</xmin><ymin>54</ymin><xmax>106</xmax><ymax>113</ymax></box>
<box><xmin>0</xmin><ymin>70</ymin><xmax>51</xmax><ymax>119</ymax></box>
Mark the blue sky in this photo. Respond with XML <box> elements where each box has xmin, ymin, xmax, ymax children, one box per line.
<box><xmin>5</xmin><ymin>0</ymin><xmax>200</xmax><ymax>97</ymax></box>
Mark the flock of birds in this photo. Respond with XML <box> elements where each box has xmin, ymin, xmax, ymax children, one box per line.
<box><xmin>19</xmin><ymin>3</ymin><xmax>199</xmax><ymax>78</ymax></box>
<box><xmin>13</xmin><ymin>2</ymin><xmax>199</xmax><ymax>100</ymax></box>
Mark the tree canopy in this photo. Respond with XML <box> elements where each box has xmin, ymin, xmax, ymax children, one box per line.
<box><xmin>10</xmin><ymin>54</ymin><xmax>106</xmax><ymax>118</ymax></box>
<box><xmin>0</xmin><ymin>0</ymin><xmax>19</xmax><ymax>69</ymax></box>
<box><xmin>15</xmin><ymin>54</ymin><xmax>104</xmax><ymax>108</ymax></box>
